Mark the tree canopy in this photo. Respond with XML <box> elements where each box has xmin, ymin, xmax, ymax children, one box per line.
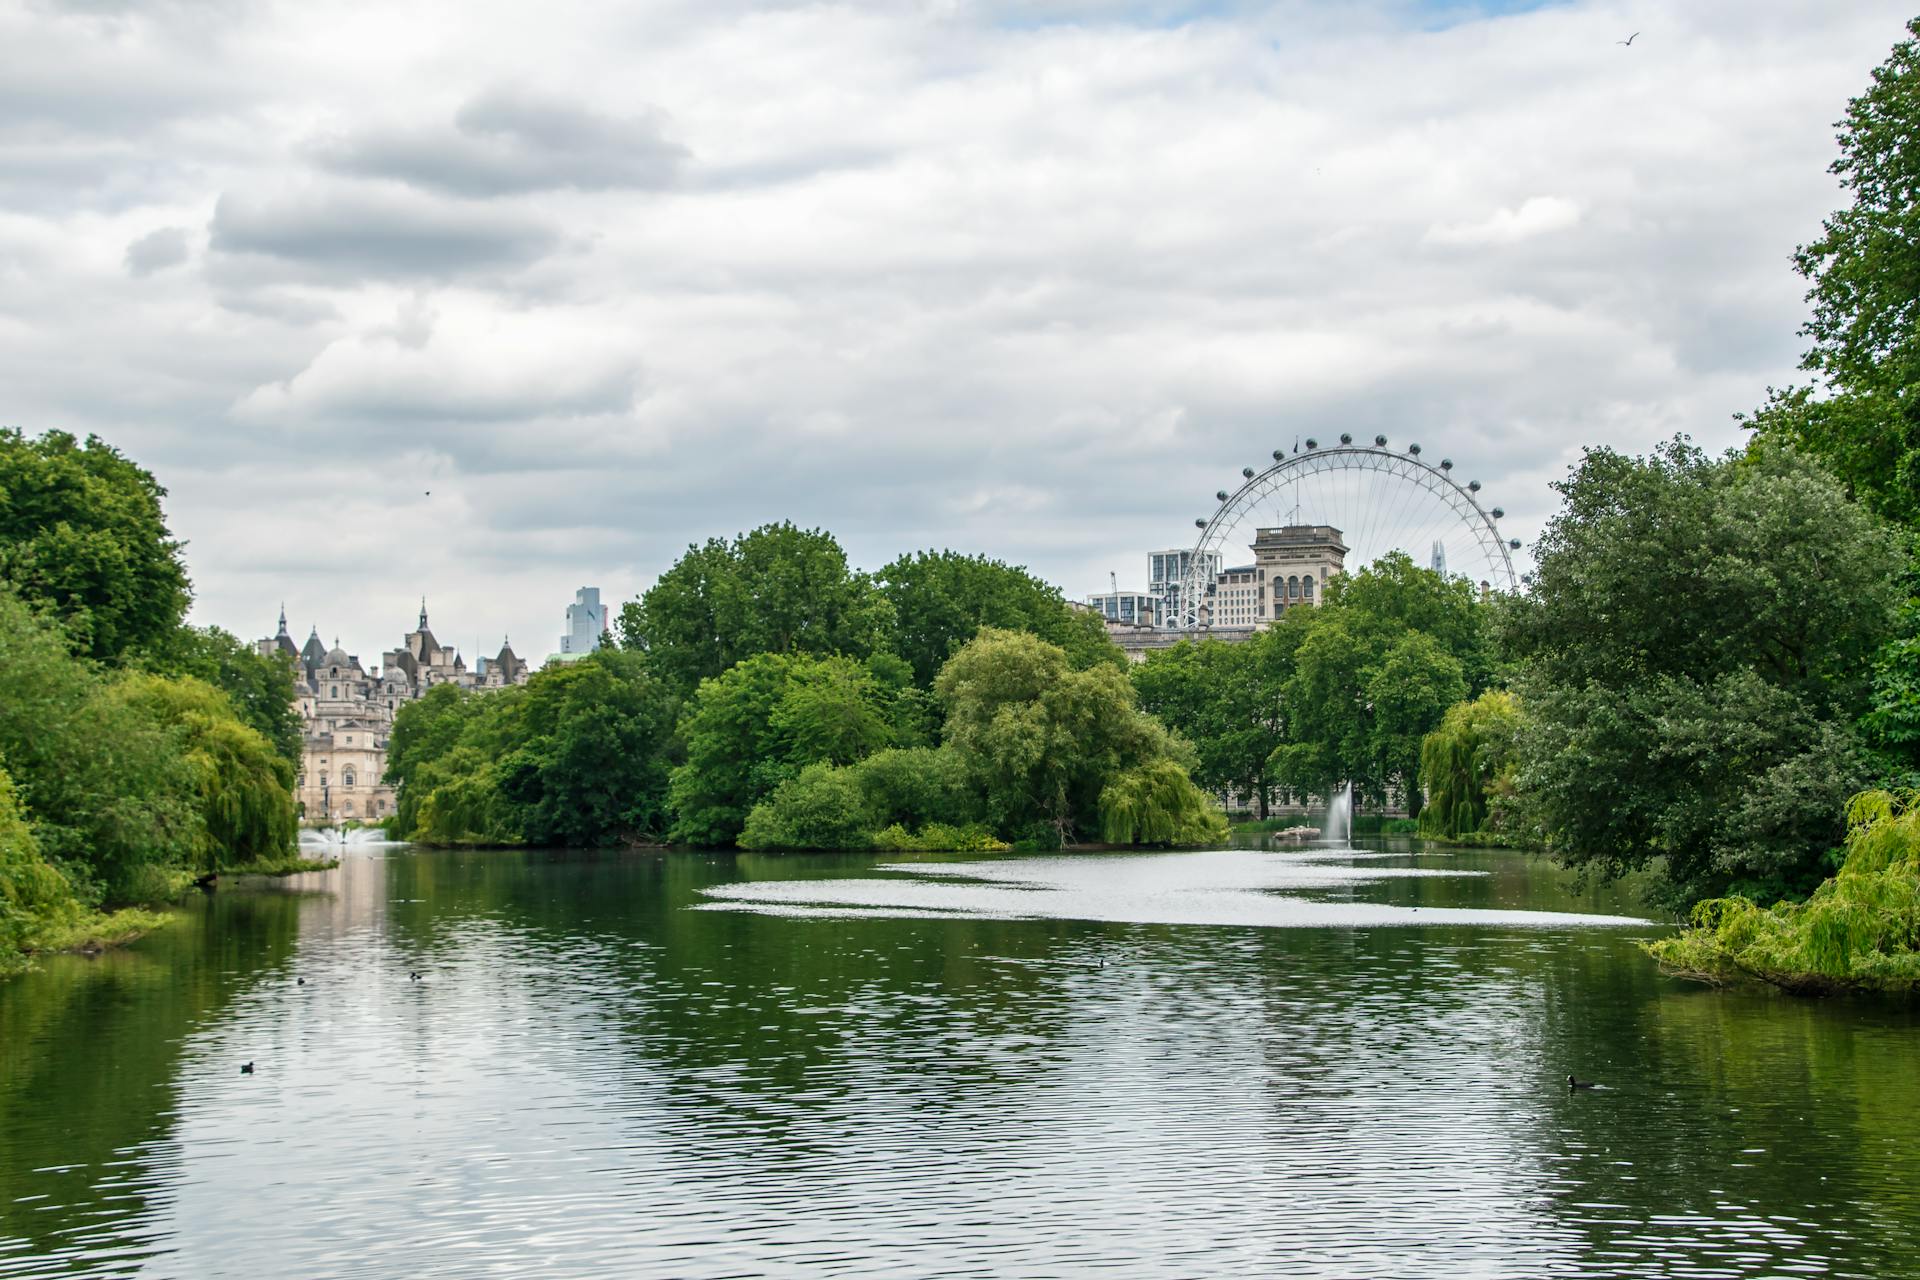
<box><xmin>617</xmin><ymin>522</ymin><xmax>894</xmax><ymax>696</ymax></box>
<box><xmin>1505</xmin><ymin>440</ymin><xmax>1905</xmax><ymax>909</ymax></box>
<box><xmin>1747</xmin><ymin>19</ymin><xmax>1920</xmax><ymax>526</ymax></box>
<box><xmin>0</xmin><ymin>429</ymin><xmax>191</xmax><ymax>663</ymax></box>
<box><xmin>877</xmin><ymin>549</ymin><xmax>1122</xmax><ymax>685</ymax></box>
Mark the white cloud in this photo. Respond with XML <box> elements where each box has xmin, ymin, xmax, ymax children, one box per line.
<box><xmin>0</xmin><ymin>0</ymin><xmax>1911</xmax><ymax>658</ymax></box>
<box><xmin>1423</xmin><ymin>196</ymin><xmax>1583</xmax><ymax>247</ymax></box>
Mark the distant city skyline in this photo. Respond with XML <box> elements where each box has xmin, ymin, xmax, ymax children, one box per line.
<box><xmin>3</xmin><ymin>1</ymin><xmax>1907</xmax><ymax>655</ymax></box>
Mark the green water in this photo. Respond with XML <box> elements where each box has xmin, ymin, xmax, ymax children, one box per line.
<box><xmin>2</xmin><ymin>838</ymin><xmax>1916</xmax><ymax>1278</ymax></box>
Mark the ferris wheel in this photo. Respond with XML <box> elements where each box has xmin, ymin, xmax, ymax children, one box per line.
<box><xmin>1177</xmin><ymin>434</ymin><xmax>1521</xmax><ymax>630</ymax></box>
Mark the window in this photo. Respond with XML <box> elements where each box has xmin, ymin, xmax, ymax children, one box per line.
<box><xmin>1289</xmin><ymin>576</ymin><xmax>1300</xmax><ymax>599</ymax></box>
<box><xmin>343</xmin><ymin>802</ymin><xmax>354</xmax><ymax>816</ymax></box>
<box><xmin>343</xmin><ymin>768</ymin><xmax>356</xmax><ymax>788</ymax></box>
<box><xmin>1304</xmin><ymin>575</ymin><xmax>1315</xmax><ymax>598</ymax></box>
<box><xmin>331</xmin><ymin>686</ymin><xmax>339</xmax><ymax>698</ymax></box>
<box><xmin>345</xmin><ymin>735</ymin><xmax>353</xmax><ymax>744</ymax></box>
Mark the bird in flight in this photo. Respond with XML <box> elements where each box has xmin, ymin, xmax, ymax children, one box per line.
<box><xmin>1617</xmin><ymin>31</ymin><xmax>1640</xmax><ymax>46</ymax></box>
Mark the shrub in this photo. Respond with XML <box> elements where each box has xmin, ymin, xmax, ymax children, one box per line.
<box><xmin>1097</xmin><ymin>759</ymin><xmax>1229</xmax><ymax>846</ymax></box>
<box><xmin>1645</xmin><ymin>788</ymin><xmax>1920</xmax><ymax>994</ymax></box>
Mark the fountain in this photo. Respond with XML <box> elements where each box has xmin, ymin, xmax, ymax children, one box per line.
<box><xmin>298</xmin><ymin>826</ymin><xmax>405</xmax><ymax>849</ymax></box>
<box><xmin>1321</xmin><ymin>783</ymin><xmax>1352</xmax><ymax>846</ymax></box>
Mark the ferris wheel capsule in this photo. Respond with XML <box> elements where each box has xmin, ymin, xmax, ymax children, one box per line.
<box><xmin>1408</xmin><ymin>443</ymin><xmax>1421</xmax><ymax>455</ymax></box>
<box><xmin>1468</xmin><ymin>480</ymin><xmax>1481</xmax><ymax>492</ymax></box>
<box><xmin>1217</xmin><ymin>490</ymin><xmax>1229</xmax><ymax>502</ymax></box>
<box><xmin>1509</xmin><ymin>538</ymin><xmax>1522</xmax><ymax>549</ymax></box>
<box><xmin>1373</xmin><ymin>434</ymin><xmax>1387</xmax><ymax>446</ymax></box>
<box><xmin>1491</xmin><ymin>507</ymin><xmax>1504</xmax><ymax>519</ymax></box>
<box><xmin>1242</xmin><ymin>467</ymin><xmax>1255</xmax><ymax>479</ymax></box>
<box><xmin>1339</xmin><ymin>433</ymin><xmax>1353</xmax><ymax>444</ymax></box>
<box><xmin>1440</xmin><ymin>458</ymin><xmax>1453</xmax><ymax>470</ymax></box>
<box><xmin>1305</xmin><ymin>438</ymin><xmax>1318</xmax><ymax>450</ymax></box>
<box><xmin>1273</xmin><ymin>450</ymin><xmax>1284</xmax><ymax>461</ymax></box>
<box><xmin>1195</xmin><ymin>518</ymin><xmax>1208</xmax><ymax>529</ymax></box>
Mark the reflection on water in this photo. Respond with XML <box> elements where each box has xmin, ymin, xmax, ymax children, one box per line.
<box><xmin>2</xmin><ymin>840</ymin><xmax>1916</xmax><ymax>1279</ymax></box>
<box><xmin>698</xmin><ymin>846</ymin><xmax>1652</xmax><ymax>927</ymax></box>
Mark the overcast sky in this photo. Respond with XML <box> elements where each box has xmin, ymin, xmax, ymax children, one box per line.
<box><xmin>1</xmin><ymin>0</ymin><xmax>1908</xmax><ymax>665</ymax></box>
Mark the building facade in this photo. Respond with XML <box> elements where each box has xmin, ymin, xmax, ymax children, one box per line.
<box><xmin>560</xmin><ymin>587</ymin><xmax>608</xmax><ymax>655</ymax></box>
<box><xmin>1111</xmin><ymin>525</ymin><xmax>1347</xmax><ymax>661</ymax></box>
<box><xmin>259</xmin><ymin>602</ymin><xmax>530</xmax><ymax>825</ymax></box>
<box><xmin>1146</xmin><ymin>548</ymin><xmax>1222</xmax><ymax>629</ymax></box>
<box><xmin>1086</xmin><ymin>590</ymin><xmax>1157</xmax><ymax>627</ymax></box>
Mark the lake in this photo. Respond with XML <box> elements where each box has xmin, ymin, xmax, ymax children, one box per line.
<box><xmin>3</xmin><ymin>837</ymin><xmax>1917</xmax><ymax>1278</ymax></box>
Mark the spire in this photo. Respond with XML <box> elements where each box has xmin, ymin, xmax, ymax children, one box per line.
<box><xmin>277</xmin><ymin>603</ymin><xmax>288</xmax><ymax>636</ymax></box>
<box><xmin>419</xmin><ymin>596</ymin><xmax>429</xmax><ymax>630</ymax></box>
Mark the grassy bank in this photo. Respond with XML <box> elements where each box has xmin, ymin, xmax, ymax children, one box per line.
<box><xmin>1</xmin><ymin>907</ymin><xmax>173</xmax><ymax>978</ymax></box>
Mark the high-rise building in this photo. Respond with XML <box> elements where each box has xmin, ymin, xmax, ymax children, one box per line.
<box><xmin>561</xmin><ymin>587</ymin><xmax>607</xmax><ymax>655</ymax></box>
<box><xmin>1147</xmin><ymin>548</ymin><xmax>1222</xmax><ymax>629</ymax></box>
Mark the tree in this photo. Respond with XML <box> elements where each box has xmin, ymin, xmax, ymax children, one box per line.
<box><xmin>0</xmin><ymin>587</ymin><xmax>200</xmax><ymax>901</ymax></box>
<box><xmin>0</xmin><ymin>429</ymin><xmax>191</xmax><ymax>662</ymax></box>
<box><xmin>1262</xmin><ymin>554</ymin><xmax>1490</xmax><ymax>810</ymax></box>
<box><xmin>1131</xmin><ymin>634</ymin><xmax>1290</xmax><ymax>817</ymax></box>
<box><xmin>667</xmin><ymin>652</ymin><xmax>906</xmax><ymax>846</ymax></box>
<box><xmin>1418</xmin><ymin>690</ymin><xmax>1521</xmax><ymax>839</ymax></box>
<box><xmin>109</xmin><ymin>673</ymin><xmax>298</xmax><ymax>873</ymax></box>
<box><xmin>1505</xmin><ymin>439</ymin><xmax>1906</xmax><ymax>909</ymax></box>
<box><xmin>494</xmin><ymin>649</ymin><xmax>680</xmax><ymax>846</ymax></box>
<box><xmin>1745</xmin><ymin>19</ymin><xmax>1920</xmax><ymax>526</ymax></box>
<box><xmin>1366</xmin><ymin>632</ymin><xmax>1467</xmax><ymax>818</ymax></box>
<box><xmin>877</xmin><ymin>550</ymin><xmax>1122</xmax><ymax>686</ymax></box>
<box><xmin>155</xmin><ymin>626</ymin><xmax>304</xmax><ymax>769</ymax></box>
<box><xmin>618</xmin><ymin>523</ymin><xmax>894</xmax><ymax>695</ymax></box>
<box><xmin>934</xmin><ymin>628</ymin><xmax>1194</xmax><ymax>843</ymax></box>
<box><xmin>0</xmin><ymin>765</ymin><xmax>82</xmax><ymax>975</ymax></box>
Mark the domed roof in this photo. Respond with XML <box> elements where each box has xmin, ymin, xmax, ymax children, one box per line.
<box><xmin>323</xmin><ymin>644</ymin><xmax>355</xmax><ymax>670</ymax></box>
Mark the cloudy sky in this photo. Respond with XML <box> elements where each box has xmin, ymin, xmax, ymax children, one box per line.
<box><xmin>1</xmin><ymin>0</ymin><xmax>1908</xmax><ymax>665</ymax></box>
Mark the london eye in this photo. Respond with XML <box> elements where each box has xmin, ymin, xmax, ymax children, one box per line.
<box><xmin>1177</xmin><ymin>435</ymin><xmax>1521</xmax><ymax>630</ymax></box>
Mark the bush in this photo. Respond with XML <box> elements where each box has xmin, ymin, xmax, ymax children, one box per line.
<box><xmin>738</xmin><ymin>763</ymin><xmax>874</xmax><ymax>851</ymax></box>
<box><xmin>0</xmin><ymin>766</ymin><xmax>83</xmax><ymax>974</ymax></box>
<box><xmin>1645</xmin><ymin>788</ymin><xmax>1920</xmax><ymax>994</ymax></box>
<box><xmin>871</xmin><ymin>823</ymin><xmax>1010</xmax><ymax>853</ymax></box>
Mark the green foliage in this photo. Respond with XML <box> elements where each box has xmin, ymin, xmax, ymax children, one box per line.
<box><xmin>738</xmin><ymin>762</ymin><xmax>873</xmax><ymax>851</ymax></box>
<box><xmin>1097</xmin><ymin>759</ymin><xmax>1230</xmax><ymax>846</ymax></box>
<box><xmin>848</xmin><ymin>746</ymin><xmax>978</xmax><ymax>830</ymax></box>
<box><xmin>1419</xmin><ymin>690</ymin><xmax>1521</xmax><ymax>839</ymax></box>
<box><xmin>1744</xmin><ymin>21</ymin><xmax>1920</xmax><ymax>527</ymax></box>
<box><xmin>384</xmin><ymin>651</ymin><xmax>678</xmax><ymax>847</ymax></box>
<box><xmin>0</xmin><ymin>766</ymin><xmax>83</xmax><ymax>975</ymax></box>
<box><xmin>495</xmin><ymin>649</ymin><xmax>680</xmax><ymax>846</ymax></box>
<box><xmin>1647</xmin><ymin>788</ymin><xmax>1920</xmax><ymax>994</ymax></box>
<box><xmin>153</xmin><ymin>625</ymin><xmax>304</xmax><ymax>768</ymax></box>
<box><xmin>0</xmin><ymin>428</ymin><xmax>191</xmax><ymax>663</ymax></box>
<box><xmin>870</xmin><ymin>823</ymin><xmax>1010</xmax><ymax>853</ymax></box>
<box><xmin>935</xmin><ymin>628</ymin><xmax>1203</xmax><ymax>843</ymax></box>
<box><xmin>617</xmin><ymin>522</ymin><xmax>895</xmax><ymax>696</ymax></box>
<box><xmin>0</xmin><ymin>587</ymin><xmax>199</xmax><ymax>902</ymax></box>
<box><xmin>109</xmin><ymin>673</ymin><xmax>298</xmax><ymax>873</ymax></box>
<box><xmin>1263</xmin><ymin>554</ymin><xmax>1482</xmax><ymax>811</ymax></box>
<box><xmin>1506</xmin><ymin>440</ymin><xmax>1905</xmax><ymax>908</ymax></box>
<box><xmin>877</xmin><ymin>549</ymin><xmax>1122</xmax><ymax>686</ymax></box>
<box><xmin>668</xmin><ymin>652</ymin><xmax>914</xmax><ymax>846</ymax></box>
<box><xmin>1131</xmin><ymin>631</ymin><xmax>1291</xmax><ymax>815</ymax></box>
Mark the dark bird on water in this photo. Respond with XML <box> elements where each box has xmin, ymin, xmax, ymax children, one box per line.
<box><xmin>240</xmin><ymin>1062</ymin><xmax>255</xmax><ymax>1075</ymax></box>
<box><xmin>1617</xmin><ymin>31</ymin><xmax>1640</xmax><ymax>46</ymax></box>
<box><xmin>409</xmin><ymin>971</ymin><xmax>421</xmax><ymax>982</ymax></box>
<box><xmin>297</xmin><ymin>978</ymin><xmax>305</xmax><ymax>986</ymax></box>
<box><xmin>1568</xmin><ymin>1074</ymin><xmax>1599</xmax><ymax>1090</ymax></box>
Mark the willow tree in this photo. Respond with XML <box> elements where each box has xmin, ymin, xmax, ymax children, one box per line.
<box><xmin>1647</xmin><ymin>789</ymin><xmax>1920</xmax><ymax>994</ymax></box>
<box><xmin>1418</xmin><ymin>690</ymin><xmax>1520</xmax><ymax>839</ymax></box>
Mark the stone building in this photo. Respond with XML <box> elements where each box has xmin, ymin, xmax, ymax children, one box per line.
<box><xmin>258</xmin><ymin>602</ymin><xmax>530</xmax><ymax>825</ymax></box>
<box><xmin>1110</xmin><ymin>525</ymin><xmax>1347</xmax><ymax>661</ymax></box>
